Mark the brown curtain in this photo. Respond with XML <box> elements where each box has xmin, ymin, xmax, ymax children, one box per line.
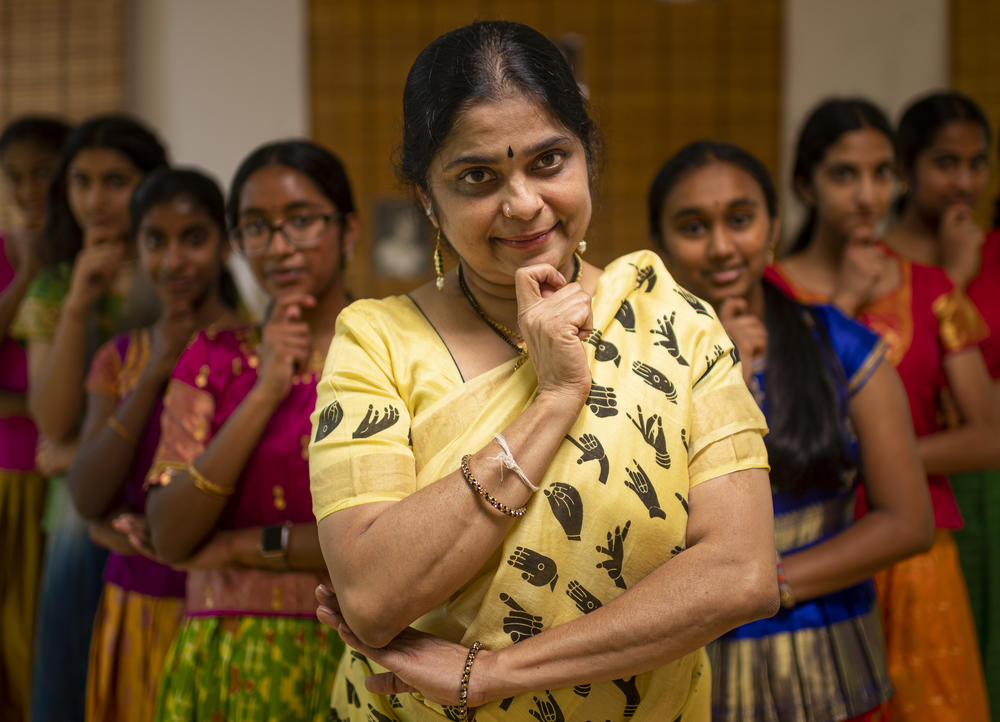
<box><xmin>310</xmin><ymin>0</ymin><xmax>782</xmax><ymax>298</ymax></box>
<box><xmin>952</xmin><ymin>0</ymin><xmax>1000</xmax><ymax>229</ymax></box>
<box><xmin>0</xmin><ymin>0</ymin><xmax>125</xmax><ymax>229</ymax></box>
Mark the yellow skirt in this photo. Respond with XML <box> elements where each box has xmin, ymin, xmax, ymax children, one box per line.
<box><xmin>0</xmin><ymin>468</ymin><xmax>46</xmax><ymax>722</ymax></box>
<box><xmin>874</xmin><ymin>529</ymin><xmax>990</xmax><ymax>721</ymax></box>
<box><xmin>85</xmin><ymin>582</ymin><xmax>185</xmax><ymax>722</ymax></box>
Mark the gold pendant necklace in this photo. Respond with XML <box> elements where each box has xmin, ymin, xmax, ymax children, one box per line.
<box><xmin>457</xmin><ymin>254</ymin><xmax>582</xmax><ymax>370</ymax></box>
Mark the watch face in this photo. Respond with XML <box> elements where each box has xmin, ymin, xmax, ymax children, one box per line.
<box><xmin>261</xmin><ymin>525</ymin><xmax>285</xmax><ymax>553</ymax></box>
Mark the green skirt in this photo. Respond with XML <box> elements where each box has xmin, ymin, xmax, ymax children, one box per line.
<box><xmin>154</xmin><ymin>615</ymin><xmax>342</xmax><ymax>721</ymax></box>
<box><xmin>952</xmin><ymin>468</ymin><xmax>1000</xmax><ymax>720</ymax></box>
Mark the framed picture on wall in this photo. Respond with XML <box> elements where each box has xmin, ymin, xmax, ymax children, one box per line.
<box><xmin>370</xmin><ymin>197</ymin><xmax>432</xmax><ymax>281</ymax></box>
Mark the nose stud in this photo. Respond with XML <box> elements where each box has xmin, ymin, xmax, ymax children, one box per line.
<box><xmin>502</xmin><ymin>203</ymin><xmax>513</xmax><ymax>219</ymax></box>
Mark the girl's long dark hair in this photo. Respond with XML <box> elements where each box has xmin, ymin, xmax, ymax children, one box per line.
<box><xmin>130</xmin><ymin>167</ymin><xmax>239</xmax><ymax>310</ymax></box>
<box><xmin>648</xmin><ymin>139</ymin><xmax>852</xmax><ymax>495</ymax></box>
<box><xmin>42</xmin><ymin>114</ymin><xmax>168</xmax><ymax>267</ymax></box>
<box><xmin>790</xmin><ymin>98</ymin><xmax>894</xmax><ymax>254</ymax></box>
<box><xmin>762</xmin><ymin>279</ymin><xmax>851</xmax><ymax>495</ymax></box>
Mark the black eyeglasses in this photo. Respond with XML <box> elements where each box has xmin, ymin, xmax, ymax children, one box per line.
<box><xmin>233</xmin><ymin>211</ymin><xmax>339</xmax><ymax>257</ymax></box>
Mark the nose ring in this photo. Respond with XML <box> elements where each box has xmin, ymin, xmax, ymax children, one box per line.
<box><xmin>502</xmin><ymin>203</ymin><xmax>513</xmax><ymax>219</ymax></box>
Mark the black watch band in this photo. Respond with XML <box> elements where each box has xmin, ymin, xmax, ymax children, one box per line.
<box><xmin>260</xmin><ymin>524</ymin><xmax>290</xmax><ymax>560</ymax></box>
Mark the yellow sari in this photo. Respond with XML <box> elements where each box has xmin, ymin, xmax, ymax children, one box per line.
<box><xmin>310</xmin><ymin>250</ymin><xmax>769</xmax><ymax>721</ymax></box>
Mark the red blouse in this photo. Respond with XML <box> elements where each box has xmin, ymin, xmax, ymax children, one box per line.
<box><xmin>765</xmin><ymin>246</ymin><xmax>988</xmax><ymax>529</ymax></box>
<box><xmin>965</xmin><ymin>228</ymin><xmax>1000</xmax><ymax>380</ymax></box>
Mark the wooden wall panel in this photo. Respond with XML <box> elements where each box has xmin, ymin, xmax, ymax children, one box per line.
<box><xmin>951</xmin><ymin>0</ymin><xmax>1000</xmax><ymax>229</ymax></box>
<box><xmin>310</xmin><ymin>0</ymin><xmax>782</xmax><ymax>298</ymax></box>
<box><xmin>0</xmin><ymin>0</ymin><xmax>125</xmax><ymax>230</ymax></box>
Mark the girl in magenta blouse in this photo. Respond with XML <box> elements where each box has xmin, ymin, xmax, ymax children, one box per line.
<box><xmin>144</xmin><ymin>140</ymin><xmax>358</xmax><ymax>721</ymax></box>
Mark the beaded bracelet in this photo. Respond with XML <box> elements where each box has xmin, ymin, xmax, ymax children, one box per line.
<box><xmin>458</xmin><ymin>640</ymin><xmax>482</xmax><ymax>721</ymax></box>
<box><xmin>187</xmin><ymin>463</ymin><xmax>235</xmax><ymax>499</ymax></box>
<box><xmin>460</xmin><ymin>455</ymin><xmax>527</xmax><ymax>518</ymax></box>
<box><xmin>776</xmin><ymin>551</ymin><xmax>796</xmax><ymax>609</ymax></box>
<box><xmin>106</xmin><ymin>416</ymin><xmax>138</xmax><ymax>447</ymax></box>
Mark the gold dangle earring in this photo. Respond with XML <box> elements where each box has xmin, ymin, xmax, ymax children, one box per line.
<box><xmin>434</xmin><ymin>231</ymin><xmax>446</xmax><ymax>291</ymax></box>
<box><xmin>577</xmin><ymin>239</ymin><xmax>587</xmax><ymax>255</ymax></box>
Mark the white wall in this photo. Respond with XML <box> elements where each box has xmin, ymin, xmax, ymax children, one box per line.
<box><xmin>780</xmin><ymin>0</ymin><xmax>949</xmax><ymax>246</ymax></box>
<box><xmin>126</xmin><ymin>0</ymin><xmax>310</xmax><ymax>316</ymax></box>
<box><xmin>126</xmin><ymin>0</ymin><xmax>309</xmax><ymax>186</ymax></box>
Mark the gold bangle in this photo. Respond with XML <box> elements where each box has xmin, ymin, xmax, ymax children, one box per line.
<box><xmin>458</xmin><ymin>640</ymin><xmax>482</xmax><ymax>721</ymax></box>
<box><xmin>106</xmin><ymin>416</ymin><xmax>138</xmax><ymax>447</ymax></box>
<box><xmin>187</xmin><ymin>463</ymin><xmax>234</xmax><ymax>498</ymax></box>
<box><xmin>460</xmin><ymin>455</ymin><xmax>527</xmax><ymax>518</ymax></box>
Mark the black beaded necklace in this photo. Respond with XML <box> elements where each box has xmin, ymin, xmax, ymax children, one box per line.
<box><xmin>458</xmin><ymin>253</ymin><xmax>582</xmax><ymax>370</ymax></box>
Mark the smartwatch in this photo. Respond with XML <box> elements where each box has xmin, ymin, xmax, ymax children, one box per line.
<box><xmin>260</xmin><ymin>524</ymin><xmax>290</xmax><ymax>561</ymax></box>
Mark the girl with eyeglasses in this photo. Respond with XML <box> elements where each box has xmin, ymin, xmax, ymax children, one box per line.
<box><xmin>143</xmin><ymin>140</ymin><xmax>354</xmax><ymax>721</ymax></box>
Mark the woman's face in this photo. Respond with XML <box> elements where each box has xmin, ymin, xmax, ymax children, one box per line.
<box><xmin>67</xmin><ymin>147</ymin><xmax>143</xmax><ymax>242</ymax></box>
<box><xmin>656</xmin><ymin>160</ymin><xmax>776</xmax><ymax>308</ymax></box>
<box><xmin>423</xmin><ymin>91</ymin><xmax>592</xmax><ymax>292</ymax></box>
<box><xmin>1</xmin><ymin>141</ymin><xmax>61</xmax><ymax>232</ymax></box>
<box><xmin>803</xmin><ymin>127</ymin><xmax>895</xmax><ymax>243</ymax></box>
<box><xmin>908</xmin><ymin>121</ymin><xmax>989</xmax><ymax>224</ymax></box>
<box><xmin>236</xmin><ymin>164</ymin><xmax>357</xmax><ymax>303</ymax></box>
<box><xmin>137</xmin><ymin>196</ymin><xmax>226</xmax><ymax>309</ymax></box>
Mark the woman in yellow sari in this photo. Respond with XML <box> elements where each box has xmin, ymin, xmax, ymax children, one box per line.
<box><xmin>310</xmin><ymin>21</ymin><xmax>778</xmax><ymax>722</ymax></box>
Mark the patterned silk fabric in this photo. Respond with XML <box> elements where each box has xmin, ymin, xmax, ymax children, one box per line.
<box><xmin>310</xmin><ymin>250</ymin><xmax>769</xmax><ymax>721</ymax></box>
<box><xmin>765</xmin><ymin>253</ymin><xmax>992</xmax><ymax>722</ymax></box>
<box><xmin>710</xmin><ymin>302</ymin><xmax>892</xmax><ymax>722</ymax></box>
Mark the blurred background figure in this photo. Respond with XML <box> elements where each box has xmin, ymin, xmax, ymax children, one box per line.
<box><xmin>768</xmin><ymin>97</ymin><xmax>996</xmax><ymax>722</ymax></box>
<box><xmin>66</xmin><ymin>167</ymin><xmax>240</xmax><ymax>722</ymax></box>
<box><xmin>888</xmin><ymin>90</ymin><xmax>1000</xmax><ymax>718</ymax></box>
<box><xmin>22</xmin><ymin>114</ymin><xmax>167</xmax><ymax>722</ymax></box>
<box><xmin>0</xmin><ymin>115</ymin><xmax>71</xmax><ymax>722</ymax></box>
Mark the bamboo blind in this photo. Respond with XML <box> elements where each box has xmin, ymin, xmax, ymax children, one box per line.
<box><xmin>310</xmin><ymin>0</ymin><xmax>782</xmax><ymax>299</ymax></box>
<box><xmin>0</xmin><ymin>0</ymin><xmax>125</xmax><ymax>230</ymax></box>
<box><xmin>951</xmin><ymin>0</ymin><xmax>1000</xmax><ymax>229</ymax></box>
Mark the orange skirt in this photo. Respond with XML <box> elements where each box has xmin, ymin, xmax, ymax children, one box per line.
<box><xmin>85</xmin><ymin>582</ymin><xmax>184</xmax><ymax>722</ymax></box>
<box><xmin>874</xmin><ymin>529</ymin><xmax>990</xmax><ymax>721</ymax></box>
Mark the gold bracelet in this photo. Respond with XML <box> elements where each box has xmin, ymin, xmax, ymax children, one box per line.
<box><xmin>458</xmin><ymin>640</ymin><xmax>482</xmax><ymax>721</ymax></box>
<box><xmin>460</xmin><ymin>455</ymin><xmax>527</xmax><ymax>518</ymax></box>
<box><xmin>187</xmin><ymin>463</ymin><xmax>235</xmax><ymax>499</ymax></box>
<box><xmin>106</xmin><ymin>416</ymin><xmax>138</xmax><ymax>447</ymax></box>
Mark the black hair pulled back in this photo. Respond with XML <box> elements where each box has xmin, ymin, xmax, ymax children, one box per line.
<box><xmin>42</xmin><ymin>114</ymin><xmax>168</xmax><ymax>267</ymax></box>
<box><xmin>399</xmin><ymin>20</ymin><xmax>601</xmax><ymax>195</ymax></box>
<box><xmin>647</xmin><ymin>139</ymin><xmax>778</xmax><ymax>247</ymax></box>
<box><xmin>130</xmin><ymin>167</ymin><xmax>238</xmax><ymax>310</ymax></box>
<box><xmin>0</xmin><ymin>115</ymin><xmax>72</xmax><ymax>156</ymax></box>
<box><xmin>897</xmin><ymin>90</ymin><xmax>991</xmax><ymax>179</ymax></box>
<box><xmin>227</xmin><ymin>139</ymin><xmax>355</xmax><ymax>231</ymax></box>
<box><xmin>896</xmin><ymin>91</ymin><xmax>992</xmax><ymax>221</ymax></box>
<box><xmin>790</xmin><ymin>98</ymin><xmax>894</xmax><ymax>254</ymax></box>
